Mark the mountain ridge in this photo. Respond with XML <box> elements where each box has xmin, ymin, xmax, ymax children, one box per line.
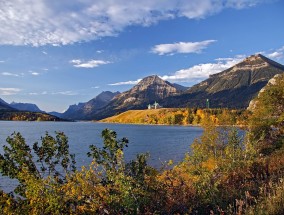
<box><xmin>61</xmin><ymin>91</ymin><xmax>120</xmax><ymax>120</ymax></box>
<box><xmin>9</xmin><ymin>102</ymin><xmax>43</xmax><ymax>113</ymax></box>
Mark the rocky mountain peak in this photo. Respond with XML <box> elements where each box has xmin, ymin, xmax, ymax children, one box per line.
<box><xmin>131</xmin><ymin>75</ymin><xmax>178</xmax><ymax>95</ymax></box>
<box><xmin>233</xmin><ymin>54</ymin><xmax>284</xmax><ymax>71</ymax></box>
<box><xmin>136</xmin><ymin>75</ymin><xmax>164</xmax><ymax>86</ymax></box>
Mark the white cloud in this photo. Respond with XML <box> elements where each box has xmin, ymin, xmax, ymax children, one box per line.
<box><xmin>70</xmin><ymin>59</ymin><xmax>111</xmax><ymax>68</ymax></box>
<box><xmin>0</xmin><ymin>60</ymin><xmax>5</xmax><ymax>63</ymax></box>
<box><xmin>52</xmin><ymin>91</ymin><xmax>78</xmax><ymax>96</ymax></box>
<box><xmin>1</xmin><ymin>72</ymin><xmax>20</xmax><ymax>77</ymax></box>
<box><xmin>161</xmin><ymin>55</ymin><xmax>245</xmax><ymax>82</ymax></box>
<box><xmin>70</xmin><ymin>59</ymin><xmax>82</xmax><ymax>64</ymax></box>
<box><xmin>152</xmin><ymin>40</ymin><xmax>216</xmax><ymax>55</ymax></box>
<box><xmin>0</xmin><ymin>0</ymin><xmax>267</xmax><ymax>46</ymax></box>
<box><xmin>268</xmin><ymin>51</ymin><xmax>283</xmax><ymax>59</ymax></box>
<box><xmin>92</xmin><ymin>86</ymin><xmax>100</xmax><ymax>89</ymax></box>
<box><xmin>0</xmin><ymin>88</ymin><xmax>21</xmax><ymax>95</ymax></box>
<box><xmin>109</xmin><ymin>79</ymin><xmax>142</xmax><ymax>86</ymax></box>
<box><xmin>28</xmin><ymin>71</ymin><xmax>40</xmax><ymax>76</ymax></box>
<box><xmin>267</xmin><ymin>47</ymin><xmax>284</xmax><ymax>59</ymax></box>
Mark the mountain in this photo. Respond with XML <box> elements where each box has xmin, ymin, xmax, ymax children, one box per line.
<box><xmin>172</xmin><ymin>83</ymin><xmax>188</xmax><ymax>91</ymax></box>
<box><xmin>0</xmin><ymin>98</ymin><xmax>13</xmax><ymax>111</ymax></box>
<box><xmin>48</xmin><ymin>111</ymin><xmax>64</xmax><ymax>118</ymax></box>
<box><xmin>93</xmin><ymin>75</ymin><xmax>182</xmax><ymax>119</ymax></box>
<box><xmin>162</xmin><ymin>54</ymin><xmax>284</xmax><ymax>108</ymax></box>
<box><xmin>62</xmin><ymin>91</ymin><xmax>120</xmax><ymax>120</ymax></box>
<box><xmin>9</xmin><ymin>102</ymin><xmax>43</xmax><ymax>112</ymax></box>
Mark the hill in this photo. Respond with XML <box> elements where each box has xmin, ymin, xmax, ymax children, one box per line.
<box><xmin>9</xmin><ymin>102</ymin><xmax>43</xmax><ymax>112</ymax></box>
<box><xmin>0</xmin><ymin>98</ymin><xmax>14</xmax><ymax>111</ymax></box>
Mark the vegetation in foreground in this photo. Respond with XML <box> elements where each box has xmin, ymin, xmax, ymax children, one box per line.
<box><xmin>0</xmin><ymin>74</ymin><xmax>283</xmax><ymax>214</ymax></box>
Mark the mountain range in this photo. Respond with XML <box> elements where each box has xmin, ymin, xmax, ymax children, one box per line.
<box><xmin>60</xmin><ymin>91</ymin><xmax>120</xmax><ymax>120</ymax></box>
<box><xmin>1</xmin><ymin>54</ymin><xmax>283</xmax><ymax>121</ymax></box>
<box><xmin>86</xmin><ymin>54</ymin><xmax>283</xmax><ymax>119</ymax></box>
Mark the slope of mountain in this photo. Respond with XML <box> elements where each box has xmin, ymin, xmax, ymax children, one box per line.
<box><xmin>48</xmin><ymin>111</ymin><xmax>64</xmax><ymax>118</ymax></box>
<box><xmin>0</xmin><ymin>98</ymin><xmax>13</xmax><ymax>111</ymax></box>
<box><xmin>62</xmin><ymin>91</ymin><xmax>120</xmax><ymax>120</ymax></box>
<box><xmin>9</xmin><ymin>102</ymin><xmax>43</xmax><ymax>112</ymax></box>
<box><xmin>163</xmin><ymin>54</ymin><xmax>284</xmax><ymax>108</ymax></box>
<box><xmin>172</xmin><ymin>83</ymin><xmax>188</xmax><ymax>91</ymax></box>
<box><xmin>93</xmin><ymin>75</ymin><xmax>182</xmax><ymax>119</ymax></box>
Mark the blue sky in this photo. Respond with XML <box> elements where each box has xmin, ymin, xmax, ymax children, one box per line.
<box><xmin>0</xmin><ymin>0</ymin><xmax>283</xmax><ymax>112</ymax></box>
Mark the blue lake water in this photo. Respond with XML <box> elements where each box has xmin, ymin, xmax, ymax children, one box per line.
<box><xmin>0</xmin><ymin>121</ymin><xmax>203</xmax><ymax>192</ymax></box>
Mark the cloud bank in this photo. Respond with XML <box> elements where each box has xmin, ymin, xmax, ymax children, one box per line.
<box><xmin>152</xmin><ymin>40</ymin><xmax>216</xmax><ymax>55</ymax></box>
<box><xmin>0</xmin><ymin>0</ymin><xmax>267</xmax><ymax>46</ymax></box>
<box><xmin>0</xmin><ymin>88</ymin><xmax>21</xmax><ymax>95</ymax></box>
<box><xmin>109</xmin><ymin>79</ymin><xmax>142</xmax><ymax>86</ymax></box>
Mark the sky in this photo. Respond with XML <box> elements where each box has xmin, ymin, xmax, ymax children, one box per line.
<box><xmin>0</xmin><ymin>0</ymin><xmax>283</xmax><ymax>112</ymax></box>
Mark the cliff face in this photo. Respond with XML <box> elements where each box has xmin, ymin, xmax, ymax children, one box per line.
<box><xmin>163</xmin><ymin>54</ymin><xmax>284</xmax><ymax>109</ymax></box>
<box><xmin>247</xmin><ymin>73</ymin><xmax>284</xmax><ymax>111</ymax></box>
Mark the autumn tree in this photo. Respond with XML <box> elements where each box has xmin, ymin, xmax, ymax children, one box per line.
<box><xmin>249</xmin><ymin>74</ymin><xmax>284</xmax><ymax>155</ymax></box>
<box><xmin>0</xmin><ymin>132</ymin><xmax>76</xmax><ymax>196</ymax></box>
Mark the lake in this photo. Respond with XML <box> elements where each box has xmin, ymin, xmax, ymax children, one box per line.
<box><xmin>0</xmin><ymin>121</ymin><xmax>203</xmax><ymax>192</ymax></box>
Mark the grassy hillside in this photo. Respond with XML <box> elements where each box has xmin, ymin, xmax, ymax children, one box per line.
<box><xmin>101</xmin><ymin>108</ymin><xmax>174</xmax><ymax>124</ymax></box>
<box><xmin>100</xmin><ymin>108</ymin><xmax>248</xmax><ymax>126</ymax></box>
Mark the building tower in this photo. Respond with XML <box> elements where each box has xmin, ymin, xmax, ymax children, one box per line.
<box><xmin>206</xmin><ymin>99</ymin><xmax>210</xmax><ymax>109</ymax></box>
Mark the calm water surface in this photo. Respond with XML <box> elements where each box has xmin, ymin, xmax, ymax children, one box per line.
<box><xmin>0</xmin><ymin>121</ymin><xmax>203</xmax><ymax>192</ymax></box>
